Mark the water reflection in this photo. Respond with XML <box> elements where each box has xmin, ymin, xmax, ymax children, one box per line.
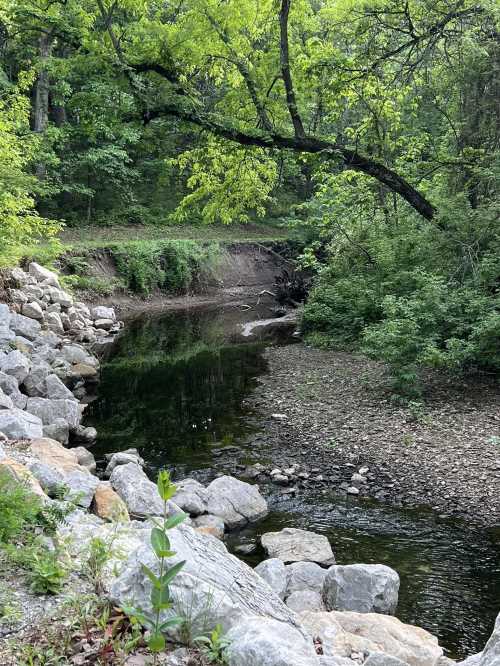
<box><xmin>86</xmin><ymin>305</ymin><xmax>500</xmax><ymax>660</ymax></box>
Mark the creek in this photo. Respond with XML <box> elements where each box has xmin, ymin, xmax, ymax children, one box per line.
<box><xmin>85</xmin><ymin>304</ymin><xmax>500</xmax><ymax>661</ymax></box>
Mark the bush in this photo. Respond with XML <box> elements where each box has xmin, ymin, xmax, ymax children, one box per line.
<box><xmin>112</xmin><ymin>240</ymin><xmax>220</xmax><ymax>295</ymax></box>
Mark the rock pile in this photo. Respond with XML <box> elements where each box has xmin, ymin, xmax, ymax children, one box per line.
<box><xmin>0</xmin><ymin>263</ymin><xmax>122</xmax><ymax>445</ymax></box>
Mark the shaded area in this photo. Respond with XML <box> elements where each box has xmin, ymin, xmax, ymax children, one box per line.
<box><xmin>86</xmin><ymin>306</ymin><xmax>272</xmax><ymax>475</ymax></box>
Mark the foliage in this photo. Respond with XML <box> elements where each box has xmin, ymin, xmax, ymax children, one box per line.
<box><xmin>195</xmin><ymin>624</ymin><xmax>230</xmax><ymax>664</ymax></box>
<box><xmin>28</xmin><ymin>551</ymin><xmax>67</xmax><ymax>595</ymax></box>
<box><xmin>0</xmin><ymin>76</ymin><xmax>61</xmax><ymax>265</ymax></box>
<box><xmin>0</xmin><ymin>471</ymin><xmax>42</xmax><ymax>543</ymax></box>
<box><xmin>123</xmin><ymin>470</ymin><xmax>187</xmax><ymax>659</ymax></box>
<box><xmin>112</xmin><ymin>240</ymin><xmax>220</xmax><ymax>295</ymax></box>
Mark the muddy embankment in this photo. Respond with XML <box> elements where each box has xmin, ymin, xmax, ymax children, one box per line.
<box><xmin>63</xmin><ymin>241</ymin><xmax>299</xmax><ymax>317</ymax></box>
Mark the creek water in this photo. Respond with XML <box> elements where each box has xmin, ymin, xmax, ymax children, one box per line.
<box><xmin>85</xmin><ymin>305</ymin><xmax>500</xmax><ymax>661</ymax></box>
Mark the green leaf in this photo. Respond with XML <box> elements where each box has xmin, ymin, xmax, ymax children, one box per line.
<box><xmin>141</xmin><ymin>563</ymin><xmax>161</xmax><ymax>589</ymax></box>
<box><xmin>148</xmin><ymin>631</ymin><xmax>166</xmax><ymax>653</ymax></box>
<box><xmin>151</xmin><ymin>527</ymin><xmax>171</xmax><ymax>557</ymax></box>
<box><xmin>160</xmin><ymin>560</ymin><xmax>186</xmax><ymax>586</ymax></box>
<box><xmin>151</xmin><ymin>585</ymin><xmax>171</xmax><ymax>611</ymax></box>
<box><xmin>159</xmin><ymin>616</ymin><xmax>184</xmax><ymax>632</ymax></box>
<box><xmin>164</xmin><ymin>512</ymin><xmax>187</xmax><ymax>530</ymax></box>
<box><xmin>157</xmin><ymin>470</ymin><xmax>176</xmax><ymax>501</ymax></box>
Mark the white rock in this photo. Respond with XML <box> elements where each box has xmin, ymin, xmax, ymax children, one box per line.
<box><xmin>46</xmin><ymin>287</ymin><xmax>73</xmax><ymax>308</ymax></box>
<box><xmin>205</xmin><ymin>475</ymin><xmax>268</xmax><ymax>529</ymax></box>
<box><xmin>11</xmin><ymin>267</ymin><xmax>35</xmax><ymax>286</ymax></box>
<box><xmin>286</xmin><ymin>561</ymin><xmax>328</xmax><ymax>596</ymax></box>
<box><xmin>0</xmin><ymin>304</ymin><xmax>11</xmax><ymax>325</ymax></box>
<box><xmin>43</xmin><ymin>418</ymin><xmax>70</xmax><ymax>445</ymax></box>
<box><xmin>21</xmin><ymin>301</ymin><xmax>44</xmax><ymax>320</ymax></box>
<box><xmin>323</xmin><ymin>564</ymin><xmax>400</xmax><ymax>615</ymax></box>
<box><xmin>261</xmin><ymin>528</ymin><xmax>335</xmax><ymax>566</ymax></box>
<box><xmin>0</xmin><ymin>408</ymin><xmax>43</xmax><ymax>439</ymax></box>
<box><xmin>92</xmin><ymin>306</ymin><xmax>116</xmax><ymax>321</ymax></box>
<box><xmin>286</xmin><ymin>590</ymin><xmax>325</xmax><ymax>613</ymax></box>
<box><xmin>72</xmin><ymin>446</ymin><xmax>96</xmax><ymax>473</ymax></box>
<box><xmin>46</xmin><ymin>311</ymin><xmax>65</xmax><ymax>335</ymax></box>
<box><xmin>9</xmin><ymin>312</ymin><xmax>42</xmax><ymax>340</ymax></box>
<box><xmin>254</xmin><ymin>558</ymin><xmax>288</xmax><ymax>600</ymax></box>
<box><xmin>29</xmin><ymin>262</ymin><xmax>60</xmax><ymax>286</ymax></box>
<box><xmin>104</xmin><ymin>451</ymin><xmax>144</xmax><ymax>477</ymax></box>
<box><xmin>65</xmin><ymin>468</ymin><xmax>99</xmax><ymax>508</ymax></box>
<box><xmin>28</xmin><ymin>461</ymin><xmax>66</xmax><ymax>496</ymax></box>
<box><xmin>45</xmin><ymin>374</ymin><xmax>75</xmax><ymax>400</ymax></box>
<box><xmin>0</xmin><ymin>350</ymin><xmax>31</xmax><ymax>383</ymax></box>
<box><xmin>0</xmin><ymin>388</ymin><xmax>14</xmax><ymax>410</ymax></box>
<box><xmin>174</xmin><ymin>478</ymin><xmax>208</xmax><ymax>516</ymax></box>
<box><xmin>110</xmin><ymin>462</ymin><xmax>164</xmax><ymax>517</ymax></box>
<box><xmin>226</xmin><ymin>616</ymin><xmax>319</xmax><ymax>666</ymax></box>
<box><xmin>26</xmin><ymin>397</ymin><xmax>82</xmax><ymax>428</ymax></box>
<box><xmin>192</xmin><ymin>514</ymin><xmax>225</xmax><ymax>539</ymax></box>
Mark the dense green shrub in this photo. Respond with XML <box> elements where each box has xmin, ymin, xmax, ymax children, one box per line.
<box><xmin>112</xmin><ymin>240</ymin><xmax>220</xmax><ymax>295</ymax></box>
<box><xmin>301</xmin><ymin>186</ymin><xmax>500</xmax><ymax>396</ymax></box>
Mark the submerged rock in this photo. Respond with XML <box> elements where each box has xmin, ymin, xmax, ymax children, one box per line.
<box><xmin>323</xmin><ymin>564</ymin><xmax>399</xmax><ymax>615</ymax></box>
<box><xmin>261</xmin><ymin>528</ymin><xmax>335</xmax><ymax>566</ymax></box>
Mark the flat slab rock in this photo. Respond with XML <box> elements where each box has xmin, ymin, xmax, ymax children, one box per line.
<box><xmin>261</xmin><ymin>527</ymin><xmax>335</xmax><ymax>565</ymax></box>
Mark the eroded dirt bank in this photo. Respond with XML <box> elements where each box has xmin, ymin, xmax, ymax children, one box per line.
<box><xmin>245</xmin><ymin>345</ymin><xmax>500</xmax><ymax>530</ymax></box>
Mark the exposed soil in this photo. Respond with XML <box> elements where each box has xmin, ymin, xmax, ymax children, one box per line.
<box><xmin>67</xmin><ymin>242</ymin><xmax>294</xmax><ymax>317</ymax></box>
<box><xmin>245</xmin><ymin>345</ymin><xmax>500</xmax><ymax>530</ymax></box>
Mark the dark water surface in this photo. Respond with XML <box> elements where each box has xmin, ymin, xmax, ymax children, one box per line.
<box><xmin>86</xmin><ymin>306</ymin><xmax>500</xmax><ymax>660</ymax></box>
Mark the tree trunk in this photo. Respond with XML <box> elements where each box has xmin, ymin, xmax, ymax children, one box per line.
<box><xmin>33</xmin><ymin>32</ymin><xmax>53</xmax><ymax>179</ymax></box>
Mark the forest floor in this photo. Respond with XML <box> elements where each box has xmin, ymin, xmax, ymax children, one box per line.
<box><xmin>246</xmin><ymin>344</ymin><xmax>500</xmax><ymax>530</ymax></box>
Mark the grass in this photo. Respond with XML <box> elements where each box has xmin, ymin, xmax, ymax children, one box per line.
<box><xmin>58</xmin><ymin>222</ymin><xmax>291</xmax><ymax>249</ymax></box>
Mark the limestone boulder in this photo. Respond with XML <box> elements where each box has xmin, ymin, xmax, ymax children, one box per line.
<box><xmin>192</xmin><ymin>514</ymin><xmax>225</xmax><ymax>539</ymax></box>
<box><xmin>23</xmin><ymin>364</ymin><xmax>51</xmax><ymax>397</ymax></box>
<box><xmin>226</xmin><ymin>616</ymin><xmax>319</xmax><ymax>666</ymax></box>
<box><xmin>72</xmin><ymin>446</ymin><xmax>96</xmax><ymax>473</ymax></box>
<box><xmin>92</xmin><ymin>306</ymin><xmax>116</xmax><ymax>321</ymax></box>
<box><xmin>0</xmin><ymin>458</ymin><xmax>47</xmax><ymax>499</ymax></box>
<box><xmin>261</xmin><ymin>528</ymin><xmax>335</xmax><ymax>566</ymax></box>
<box><xmin>306</xmin><ymin>611</ymin><xmax>443</xmax><ymax>666</ymax></box>
<box><xmin>287</xmin><ymin>561</ymin><xmax>328</xmax><ymax>597</ymax></box>
<box><xmin>323</xmin><ymin>564</ymin><xmax>399</xmax><ymax>615</ymax></box>
<box><xmin>28</xmin><ymin>262</ymin><xmax>60</xmax><ymax>287</ymax></box>
<box><xmin>106</xmin><ymin>521</ymin><xmax>301</xmax><ymax>640</ymax></box>
<box><xmin>205</xmin><ymin>475</ymin><xmax>268</xmax><ymax>529</ymax></box>
<box><xmin>29</xmin><ymin>437</ymin><xmax>80</xmax><ymax>472</ymax></box>
<box><xmin>364</xmin><ymin>653</ymin><xmax>410</xmax><ymax>666</ymax></box>
<box><xmin>64</xmin><ymin>468</ymin><xmax>99</xmax><ymax>507</ymax></box>
<box><xmin>0</xmin><ymin>350</ymin><xmax>31</xmax><ymax>383</ymax></box>
<box><xmin>28</xmin><ymin>460</ymin><xmax>66</xmax><ymax>497</ymax></box>
<box><xmin>10</xmin><ymin>267</ymin><xmax>35</xmax><ymax>287</ymax></box>
<box><xmin>45</xmin><ymin>374</ymin><xmax>76</xmax><ymax>400</ymax></box>
<box><xmin>21</xmin><ymin>301</ymin><xmax>44</xmax><ymax>321</ymax></box>
<box><xmin>26</xmin><ymin>397</ymin><xmax>82</xmax><ymax>428</ymax></box>
<box><xmin>109</xmin><ymin>462</ymin><xmax>164</xmax><ymax>518</ymax></box>
<box><xmin>174</xmin><ymin>478</ymin><xmax>208</xmax><ymax>516</ymax></box>
<box><xmin>286</xmin><ymin>590</ymin><xmax>325</xmax><ymax>613</ymax></box>
<box><xmin>0</xmin><ymin>408</ymin><xmax>43</xmax><ymax>439</ymax></box>
<box><xmin>46</xmin><ymin>311</ymin><xmax>64</xmax><ymax>335</ymax></box>
<box><xmin>104</xmin><ymin>451</ymin><xmax>144</xmax><ymax>477</ymax></box>
<box><xmin>0</xmin><ymin>389</ymin><xmax>14</xmax><ymax>410</ymax></box>
<box><xmin>43</xmin><ymin>418</ymin><xmax>70</xmax><ymax>445</ymax></box>
<box><xmin>254</xmin><ymin>558</ymin><xmax>288</xmax><ymax>600</ymax></box>
<box><xmin>9</xmin><ymin>313</ymin><xmax>42</xmax><ymax>340</ymax></box>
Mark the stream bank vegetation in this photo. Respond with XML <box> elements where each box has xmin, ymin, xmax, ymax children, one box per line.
<box><xmin>0</xmin><ymin>0</ymin><xmax>498</xmax><ymax>395</ymax></box>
